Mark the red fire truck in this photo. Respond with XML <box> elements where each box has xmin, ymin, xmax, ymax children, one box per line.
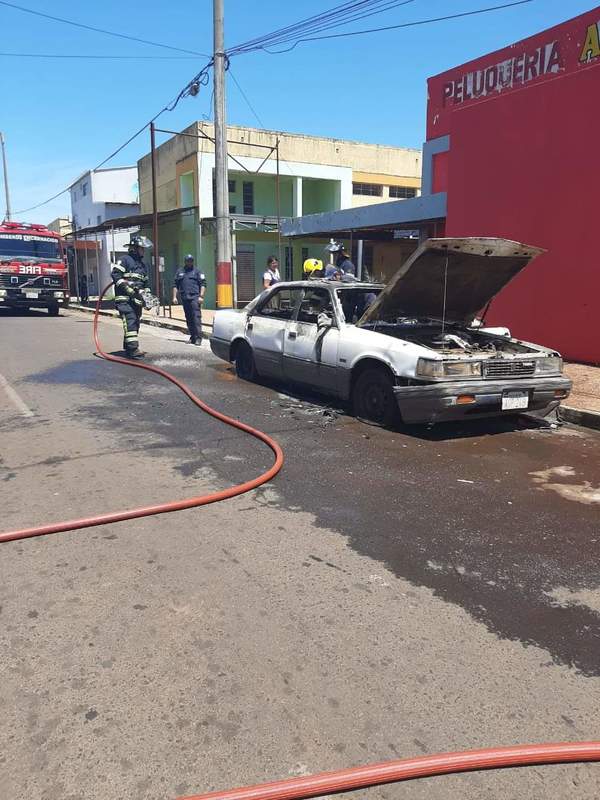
<box><xmin>0</xmin><ymin>221</ymin><xmax>70</xmax><ymax>315</ymax></box>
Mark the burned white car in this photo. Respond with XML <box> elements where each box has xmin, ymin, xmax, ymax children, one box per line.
<box><xmin>210</xmin><ymin>238</ymin><xmax>571</xmax><ymax>426</ymax></box>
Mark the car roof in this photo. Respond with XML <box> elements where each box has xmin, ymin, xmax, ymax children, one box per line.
<box><xmin>270</xmin><ymin>280</ymin><xmax>383</xmax><ymax>289</ymax></box>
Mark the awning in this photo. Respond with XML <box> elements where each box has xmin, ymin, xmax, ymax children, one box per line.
<box><xmin>68</xmin><ymin>206</ymin><xmax>198</xmax><ymax>237</ymax></box>
<box><xmin>280</xmin><ymin>193</ymin><xmax>446</xmax><ymax>240</ymax></box>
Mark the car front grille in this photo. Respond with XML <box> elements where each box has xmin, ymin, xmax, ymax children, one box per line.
<box><xmin>484</xmin><ymin>359</ymin><xmax>536</xmax><ymax>378</ymax></box>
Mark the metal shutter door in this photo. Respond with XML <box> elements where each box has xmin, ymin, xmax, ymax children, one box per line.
<box><xmin>236</xmin><ymin>244</ymin><xmax>256</xmax><ymax>306</ymax></box>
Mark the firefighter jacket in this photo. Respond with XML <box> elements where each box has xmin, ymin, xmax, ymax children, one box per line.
<box><xmin>112</xmin><ymin>253</ymin><xmax>150</xmax><ymax>305</ymax></box>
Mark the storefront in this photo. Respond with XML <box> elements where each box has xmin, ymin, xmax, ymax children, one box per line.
<box><xmin>425</xmin><ymin>6</ymin><xmax>600</xmax><ymax>363</ymax></box>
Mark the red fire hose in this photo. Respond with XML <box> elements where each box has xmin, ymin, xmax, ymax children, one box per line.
<box><xmin>0</xmin><ymin>285</ymin><xmax>283</xmax><ymax>544</ymax></box>
<box><xmin>2</xmin><ymin>291</ymin><xmax>598</xmax><ymax>797</ymax></box>
<box><xmin>178</xmin><ymin>741</ymin><xmax>600</xmax><ymax>800</ymax></box>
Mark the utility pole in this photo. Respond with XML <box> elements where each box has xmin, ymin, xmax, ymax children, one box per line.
<box><xmin>150</xmin><ymin>121</ymin><xmax>161</xmax><ymax>305</ymax></box>
<box><xmin>213</xmin><ymin>0</ymin><xmax>233</xmax><ymax>308</ymax></box>
<box><xmin>0</xmin><ymin>132</ymin><xmax>12</xmax><ymax>222</ymax></box>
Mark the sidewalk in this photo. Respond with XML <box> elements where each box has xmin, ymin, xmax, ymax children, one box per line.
<box><xmin>562</xmin><ymin>363</ymin><xmax>600</xmax><ymax>430</ymax></box>
<box><xmin>70</xmin><ymin>302</ymin><xmax>600</xmax><ymax>431</ymax></box>
<box><xmin>71</xmin><ymin>300</ymin><xmax>215</xmax><ymax>336</ymax></box>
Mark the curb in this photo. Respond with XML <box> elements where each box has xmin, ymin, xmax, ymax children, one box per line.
<box><xmin>560</xmin><ymin>405</ymin><xmax>600</xmax><ymax>432</ymax></box>
<box><xmin>69</xmin><ymin>304</ymin><xmax>212</xmax><ymax>335</ymax></box>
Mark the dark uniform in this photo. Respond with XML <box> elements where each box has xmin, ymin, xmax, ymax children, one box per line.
<box><xmin>174</xmin><ymin>265</ymin><xmax>207</xmax><ymax>344</ymax></box>
<box><xmin>111</xmin><ymin>247</ymin><xmax>150</xmax><ymax>356</ymax></box>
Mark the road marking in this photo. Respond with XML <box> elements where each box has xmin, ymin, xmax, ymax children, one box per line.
<box><xmin>0</xmin><ymin>372</ymin><xmax>34</xmax><ymax>417</ymax></box>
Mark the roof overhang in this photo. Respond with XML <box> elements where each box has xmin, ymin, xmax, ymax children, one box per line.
<box><xmin>281</xmin><ymin>193</ymin><xmax>447</xmax><ymax>239</ymax></box>
<box><xmin>68</xmin><ymin>206</ymin><xmax>197</xmax><ymax>236</ymax></box>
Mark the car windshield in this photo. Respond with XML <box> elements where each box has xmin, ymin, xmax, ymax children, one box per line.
<box><xmin>336</xmin><ymin>287</ymin><xmax>381</xmax><ymax>323</ymax></box>
<box><xmin>0</xmin><ymin>233</ymin><xmax>61</xmax><ymax>262</ymax></box>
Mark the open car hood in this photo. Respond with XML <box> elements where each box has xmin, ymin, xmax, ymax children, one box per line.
<box><xmin>357</xmin><ymin>237</ymin><xmax>545</xmax><ymax>327</ymax></box>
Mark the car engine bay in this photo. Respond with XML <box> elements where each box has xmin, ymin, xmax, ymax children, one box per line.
<box><xmin>361</xmin><ymin>318</ymin><xmax>538</xmax><ymax>356</ymax></box>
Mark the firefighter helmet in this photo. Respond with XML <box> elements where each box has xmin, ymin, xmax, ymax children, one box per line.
<box><xmin>128</xmin><ymin>234</ymin><xmax>153</xmax><ymax>249</ymax></box>
<box><xmin>303</xmin><ymin>258</ymin><xmax>323</xmax><ymax>274</ymax></box>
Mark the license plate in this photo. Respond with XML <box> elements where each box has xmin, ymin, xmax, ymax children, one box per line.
<box><xmin>25</xmin><ymin>291</ymin><xmax>39</xmax><ymax>298</ymax></box>
<box><xmin>502</xmin><ymin>390</ymin><xmax>529</xmax><ymax>410</ymax></box>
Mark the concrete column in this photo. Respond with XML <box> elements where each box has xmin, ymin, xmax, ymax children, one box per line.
<box><xmin>293</xmin><ymin>177</ymin><xmax>303</xmax><ymax>218</ymax></box>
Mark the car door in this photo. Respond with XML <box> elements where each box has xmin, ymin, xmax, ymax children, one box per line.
<box><xmin>246</xmin><ymin>286</ymin><xmax>303</xmax><ymax>380</ymax></box>
<box><xmin>283</xmin><ymin>287</ymin><xmax>341</xmax><ymax>394</ymax></box>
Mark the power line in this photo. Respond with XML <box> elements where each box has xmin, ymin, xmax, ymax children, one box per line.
<box><xmin>0</xmin><ymin>0</ymin><xmax>210</xmax><ymax>57</ymax></box>
<box><xmin>228</xmin><ymin>69</ymin><xmax>268</xmax><ymax>129</ymax></box>
<box><xmin>13</xmin><ymin>60</ymin><xmax>214</xmax><ymax>215</ymax></box>
<box><xmin>0</xmin><ymin>52</ymin><xmax>203</xmax><ymax>59</ymax></box>
<box><xmin>228</xmin><ymin>0</ymin><xmax>415</xmax><ymax>55</ymax></box>
<box><xmin>230</xmin><ymin>0</ymin><xmax>532</xmax><ymax>54</ymax></box>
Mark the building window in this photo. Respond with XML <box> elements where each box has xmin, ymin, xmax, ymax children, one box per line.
<box><xmin>73</xmin><ymin>190</ymin><xmax>77</xmax><ymax>201</ymax></box>
<box><xmin>97</xmin><ymin>215</ymin><xmax>102</xmax><ymax>225</ymax></box>
<box><xmin>82</xmin><ymin>182</ymin><xmax>88</xmax><ymax>197</ymax></box>
<box><xmin>87</xmin><ymin>218</ymin><xmax>91</xmax><ymax>226</ymax></box>
<box><xmin>229</xmin><ymin>205</ymin><xmax>237</xmax><ymax>214</ymax></box>
<box><xmin>352</xmin><ymin>182</ymin><xmax>382</xmax><ymax>197</ymax></box>
<box><xmin>389</xmin><ymin>185</ymin><xmax>417</xmax><ymax>199</ymax></box>
<box><xmin>243</xmin><ymin>181</ymin><xmax>254</xmax><ymax>215</ymax></box>
<box><xmin>301</xmin><ymin>247</ymin><xmax>309</xmax><ymax>262</ymax></box>
<box><xmin>228</xmin><ymin>180</ymin><xmax>236</xmax><ymax>193</ymax></box>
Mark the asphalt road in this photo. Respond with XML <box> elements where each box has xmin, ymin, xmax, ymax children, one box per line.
<box><xmin>1</xmin><ymin>307</ymin><xmax>600</xmax><ymax>800</ymax></box>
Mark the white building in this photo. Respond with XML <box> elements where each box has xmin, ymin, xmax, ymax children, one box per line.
<box><xmin>69</xmin><ymin>166</ymin><xmax>139</xmax><ymax>294</ymax></box>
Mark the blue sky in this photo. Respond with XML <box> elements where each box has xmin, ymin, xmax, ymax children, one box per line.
<box><xmin>0</xmin><ymin>0</ymin><xmax>596</xmax><ymax>223</ymax></box>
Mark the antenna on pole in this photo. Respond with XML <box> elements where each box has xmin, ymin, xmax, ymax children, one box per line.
<box><xmin>0</xmin><ymin>132</ymin><xmax>12</xmax><ymax>222</ymax></box>
<box><xmin>441</xmin><ymin>253</ymin><xmax>449</xmax><ymax>338</ymax></box>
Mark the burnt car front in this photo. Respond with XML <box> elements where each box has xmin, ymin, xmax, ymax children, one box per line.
<box><xmin>357</xmin><ymin>238</ymin><xmax>572</xmax><ymax>424</ymax></box>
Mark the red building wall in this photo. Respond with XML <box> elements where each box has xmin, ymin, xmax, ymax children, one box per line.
<box><xmin>426</xmin><ymin>7</ymin><xmax>600</xmax><ymax>363</ymax></box>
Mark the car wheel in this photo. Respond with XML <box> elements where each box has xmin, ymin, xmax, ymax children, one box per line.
<box><xmin>234</xmin><ymin>341</ymin><xmax>257</xmax><ymax>381</ymax></box>
<box><xmin>48</xmin><ymin>303</ymin><xmax>60</xmax><ymax>317</ymax></box>
<box><xmin>352</xmin><ymin>367</ymin><xmax>399</xmax><ymax>428</ymax></box>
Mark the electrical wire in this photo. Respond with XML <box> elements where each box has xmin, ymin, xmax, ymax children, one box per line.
<box><xmin>228</xmin><ymin>69</ymin><xmax>268</xmax><ymax>129</ymax></box>
<box><xmin>13</xmin><ymin>60</ymin><xmax>213</xmax><ymax>215</ymax></box>
<box><xmin>0</xmin><ymin>0</ymin><xmax>210</xmax><ymax>57</ymax></box>
<box><xmin>228</xmin><ymin>0</ymin><xmax>532</xmax><ymax>55</ymax></box>
<box><xmin>0</xmin><ymin>52</ymin><xmax>203</xmax><ymax>59</ymax></box>
<box><xmin>228</xmin><ymin>0</ymin><xmax>416</xmax><ymax>55</ymax></box>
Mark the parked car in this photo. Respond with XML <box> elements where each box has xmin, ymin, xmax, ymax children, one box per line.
<box><xmin>210</xmin><ymin>238</ymin><xmax>572</xmax><ymax>426</ymax></box>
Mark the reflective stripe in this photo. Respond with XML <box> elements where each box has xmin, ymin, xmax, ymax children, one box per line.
<box><xmin>125</xmin><ymin>332</ymin><xmax>138</xmax><ymax>339</ymax></box>
<box><xmin>113</xmin><ymin>264</ymin><xmax>126</xmax><ymax>273</ymax></box>
<box><xmin>124</xmin><ymin>272</ymin><xmax>145</xmax><ymax>280</ymax></box>
<box><xmin>115</xmin><ymin>295</ymin><xmax>131</xmax><ymax>302</ymax></box>
<box><xmin>115</xmin><ymin>278</ymin><xmax>128</xmax><ymax>287</ymax></box>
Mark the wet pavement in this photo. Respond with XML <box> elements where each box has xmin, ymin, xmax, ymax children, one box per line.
<box><xmin>1</xmin><ymin>307</ymin><xmax>600</xmax><ymax>800</ymax></box>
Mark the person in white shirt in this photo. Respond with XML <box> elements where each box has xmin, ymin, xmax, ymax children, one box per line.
<box><xmin>263</xmin><ymin>256</ymin><xmax>281</xmax><ymax>289</ymax></box>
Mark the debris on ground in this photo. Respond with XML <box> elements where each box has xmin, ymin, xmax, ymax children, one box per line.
<box><xmin>271</xmin><ymin>395</ymin><xmax>340</xmax><ymax>424</ymax></box>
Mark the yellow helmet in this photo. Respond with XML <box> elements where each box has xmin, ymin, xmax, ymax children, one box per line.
<box><xmin>303</xmin><ymin>258</ymin><xmax>323</xmax><ymax>274</ymax></box>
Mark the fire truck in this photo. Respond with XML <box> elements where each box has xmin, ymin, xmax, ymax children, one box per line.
<box><xmin>0</xmin><ymin>221</ymin><xmax>70</xmax><ymax>315</ymax></box>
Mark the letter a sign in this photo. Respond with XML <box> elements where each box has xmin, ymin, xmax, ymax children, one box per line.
<box><xmin>580</xmin><ymin>22</ymin><xmax>600</xmax><ymax>63</ymax></box>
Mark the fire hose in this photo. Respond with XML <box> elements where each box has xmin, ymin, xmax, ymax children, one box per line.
<box><xmin>177</xmin><ymin>741</ymin><xmax>600</xmax><ymax>800</ymax></box>
<box><xmin>0</xmin><ymin>284</ymin><xmax>284</xmax><ymax>544</ymax></box>
<box><xmin>1</xmin><ymin>290</ymin><xmax>598</xmax><ymax>796</ymax></box>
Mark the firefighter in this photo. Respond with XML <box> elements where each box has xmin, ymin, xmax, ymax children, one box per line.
<box><xmin>111</xmin><ymin>234</ymin><xmax>152</xmax><ymax>358</ymax></box>
<box><xmin>172</xmin><ymin>254</ymin><xmax>207</xmax><ymax>345</ymax></box>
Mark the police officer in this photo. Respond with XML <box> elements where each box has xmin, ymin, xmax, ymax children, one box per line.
<box><xmin>111</xmin><ymin>234</ymin><xmax>152</xmax><ymax>358</ymax></box>
<box><xmin>172</xmin><ymin>254</ymin><xmax>207</xmax><ymax>345</ymax></box>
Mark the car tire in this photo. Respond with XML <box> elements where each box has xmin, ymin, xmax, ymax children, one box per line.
<box><xmin>352</xmin><ymin>367</ymin><xmax>399</xmax><ymax>428</ymax></box>
<box><xmin>234</xmin><ymin>341</ymin><xmax>257</xmax><ymax>381</ymax></box>
<box><xmin>48</xmin><ymin>303</ymin><xmax>60</xmax><ymax>317</ymax></box>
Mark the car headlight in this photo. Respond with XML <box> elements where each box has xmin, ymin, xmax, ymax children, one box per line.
<box><xmin>536</xmin><ymin>356</ymin><xmax>562</xmax><ymax>375</ymax></box>
<box><xmin>416</xmin><ymin>358</ymin><xmax>482</xmax><ymax>379</ymax></box>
